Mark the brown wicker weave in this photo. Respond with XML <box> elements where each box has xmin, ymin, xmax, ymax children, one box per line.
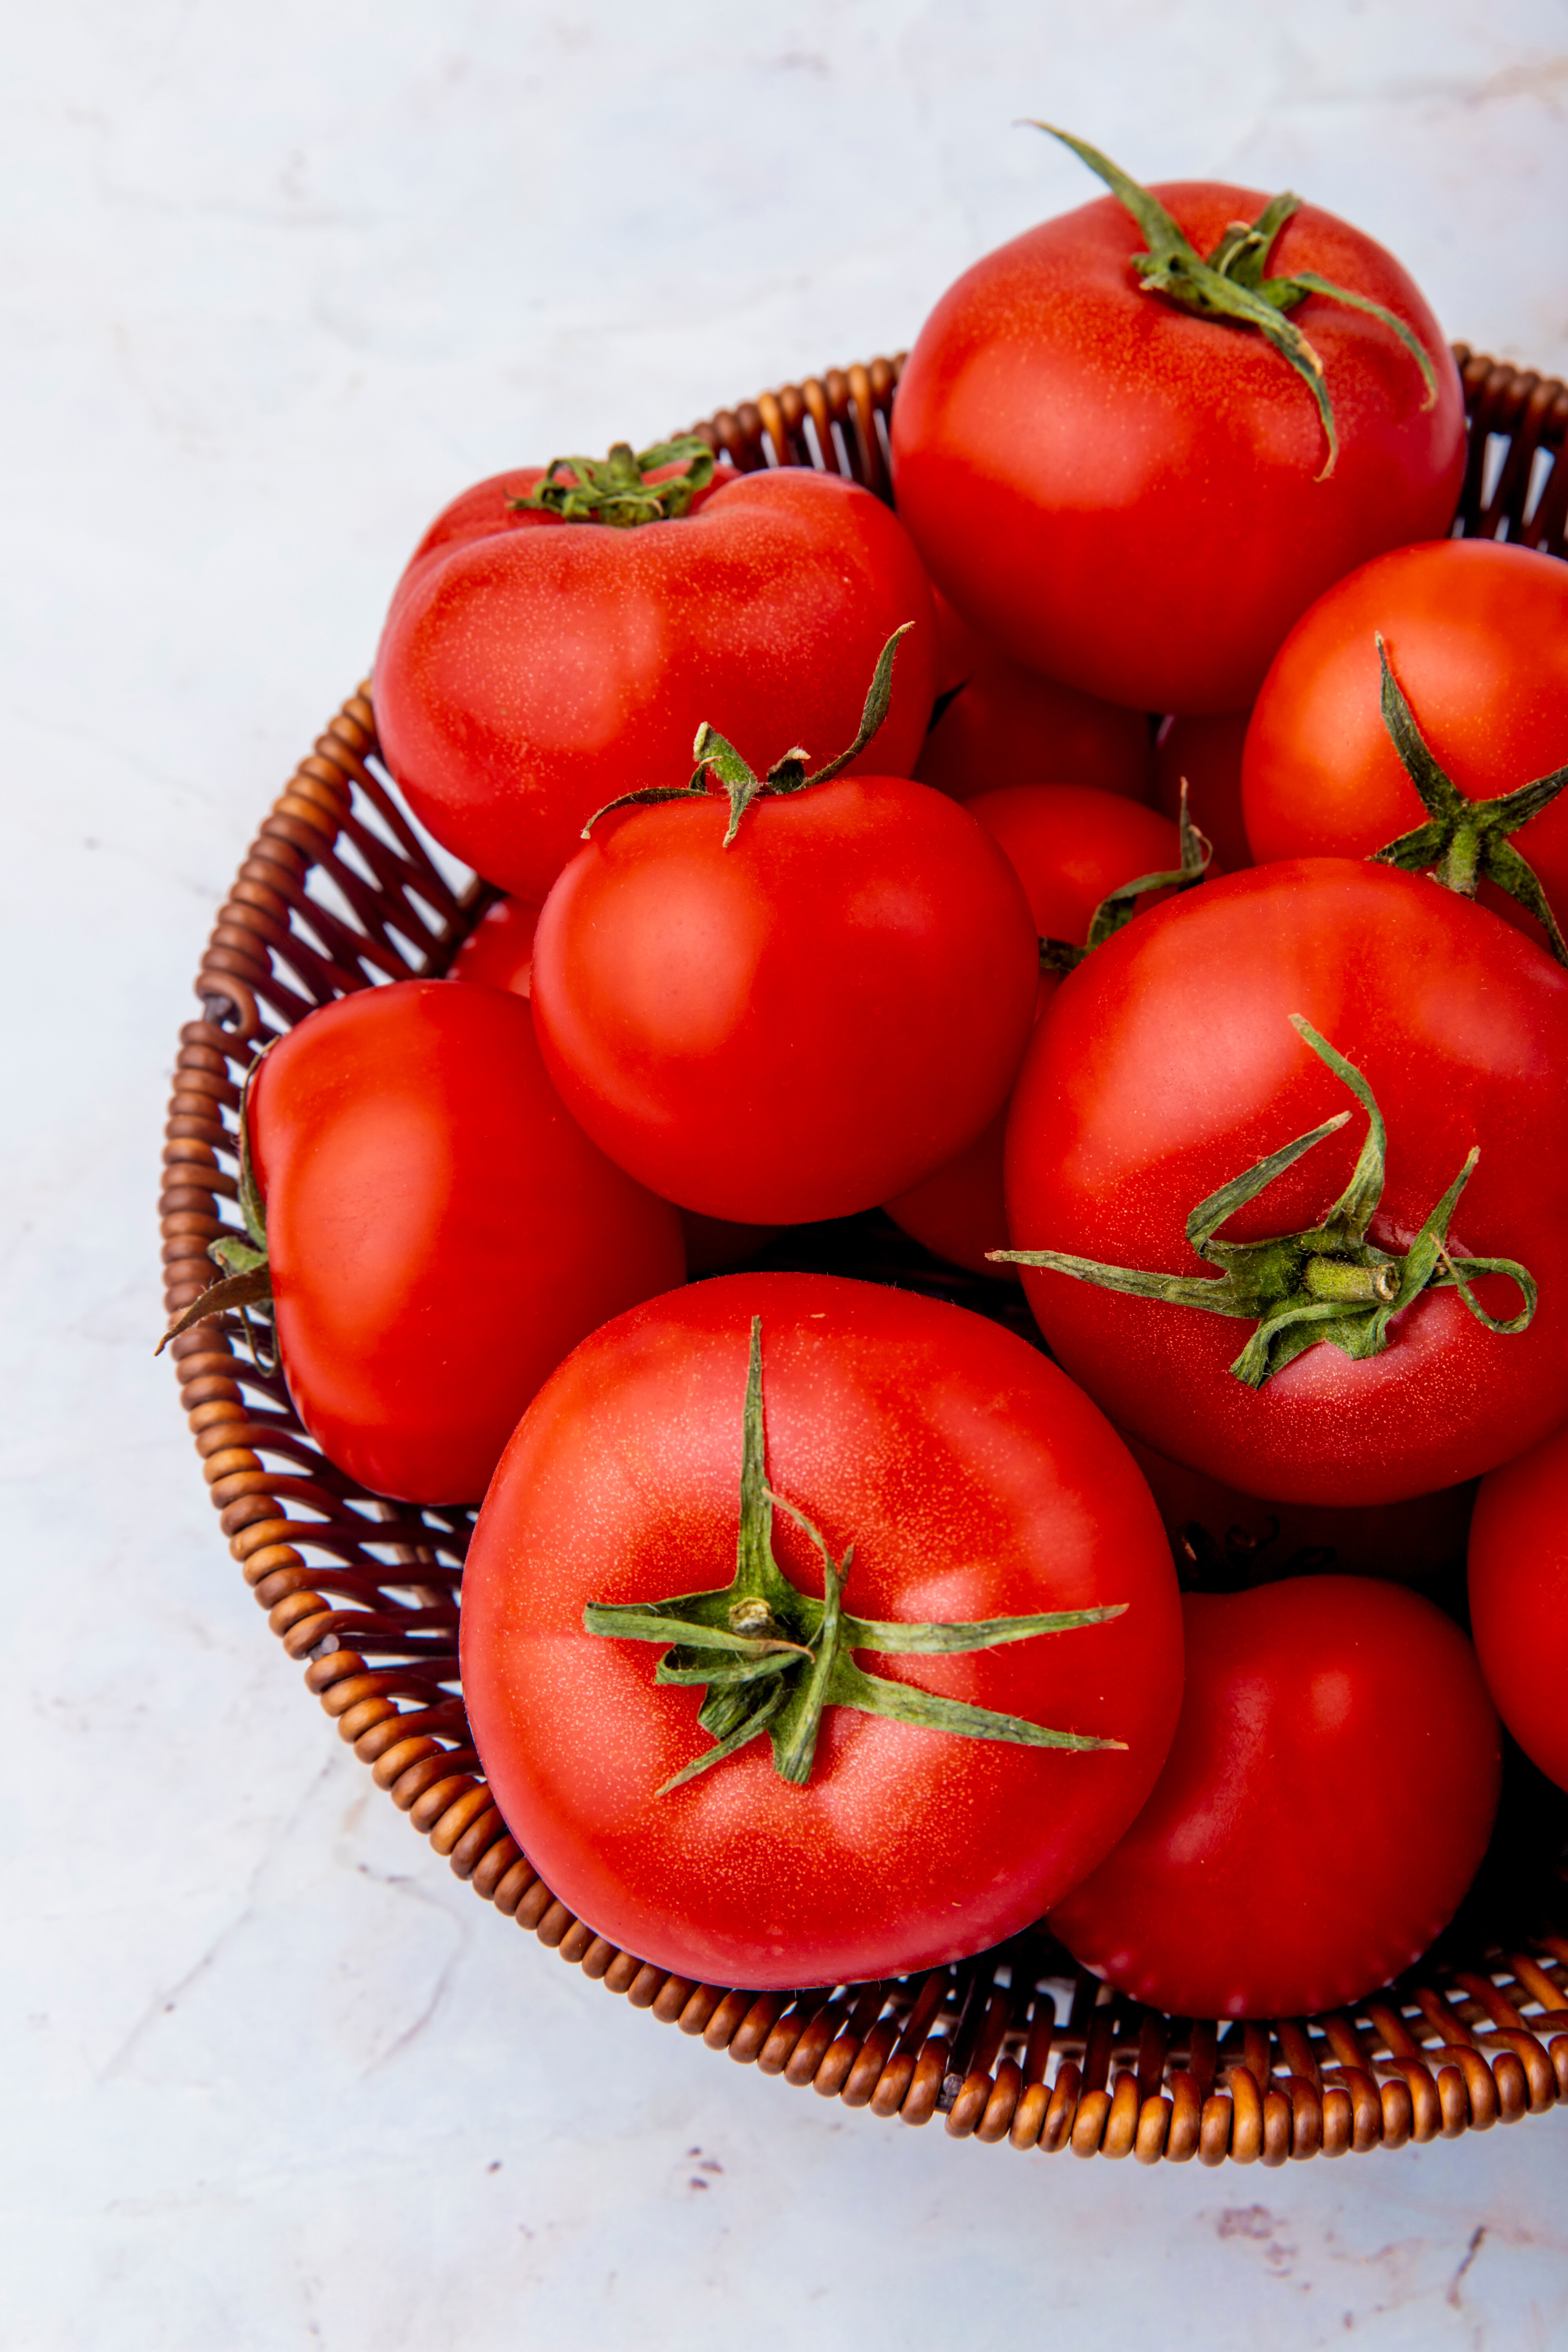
<box><xmin>162</xmin><ymin>345</ymin><xmax>1568</xmax><ymax>2165</ymax></box>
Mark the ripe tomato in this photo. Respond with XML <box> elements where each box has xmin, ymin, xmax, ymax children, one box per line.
<box><xmin>891</xmin><ymin>174</ymin><xmax>1463</xmax><ymax>713</ymax></box>
<box><xmin>1155</xmin><ymin>710</ymin><xmax>1252</xmax><ymax>876</ymax></box>
<box><xmin>884</xmin><ymin>785</ymin><xmax>1206</xmax><ymax>1275</ymax></box>
<box><xmin>1121</xmin><ymin>1430</ymin><xmax>1476</xmax><ymax>1590</ymax></box>
<box><xmin>531</xmin><ymin>775</ymin><xmax>1039</xmax><ymax>1224</ymax></box>
<box><xmin>247</xmin><ymin>981</ymin><xmax>685</xmax><ymax>1504</ymax></box>
<box><xmin>1242</xmin><ymin>540</ymin><xmax>1568</xmax><ymax>954</ymax></box>
<box><xmin>1469</xmin><ymin>1423</ymin><xmax>1568</xmax><ymax>1793</ymax></box>
<box><xmin>460</xmin><ymin>1273</ymin><xmax>1183</xmax><ymax>1990</ymax></box>
<box><xmin>450</xmin><ymin>894</ymin><xmax>539</xmax><ymax>995</ymax></box>
<box><xmin>1004</xmin><ymin>860</ymin><xmax>1568</xmax><ymax>1505</ymax></box>
<box><xmin>916</xmin><ymin>590</ymin><xmax>1154</xmax><ymax>804</ymax></box>
<box><xmin>1048</xmin><ymin>1575</ymin><xmax>1501</xmax><ymax>2019</ymax></box>
<box><xmin>375</xmin><ymin>462</ymin><xmax>936</xmax><ymax>901</ymax></box>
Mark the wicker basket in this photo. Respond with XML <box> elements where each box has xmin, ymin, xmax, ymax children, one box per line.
<box><xmin>162</xmin><ymin>346</ymin><xmax>1568</xmax><ymax>2166</ymax></box>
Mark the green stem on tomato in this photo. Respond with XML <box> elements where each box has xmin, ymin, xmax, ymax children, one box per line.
<box><xmin>1368</xmin><ymin>636</ymin><xmax>1568</xmax><ymax>964</ymax></box>
<box><xmin>993</xmin><ymin>1016</ymin><xmax>1536</xmax><ymax>1388</ymax></box>
<box><xmin>1028</xmin><ymin>125</ymin><xmax>1439</xmax><ymax>480</ymax></box>
<box><xmin>579</xmin><ymin>625</ymin><xmax>913</xmax><ymax>846</ymax></box>
<box><xmin>584</xmin><ymin>1316</ymin><xmax>1129</xmax><ymax>1791</ymax></box>
<box><xmin>509</xmin><ymin>436</ymin><xmax>717</xmax><ymax>528</ymax></box>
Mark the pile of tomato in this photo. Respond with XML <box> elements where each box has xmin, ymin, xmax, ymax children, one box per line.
<box><xmin>176</xmin><ymin>132</ymin><xmax>1568</xmax><ymax>2023</ymax></box>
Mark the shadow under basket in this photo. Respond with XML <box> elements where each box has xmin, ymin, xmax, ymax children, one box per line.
<box><xmin>162</xmin><ymin>347</ymin><xmax>1568</xmax><ymax>2165</ymax></box>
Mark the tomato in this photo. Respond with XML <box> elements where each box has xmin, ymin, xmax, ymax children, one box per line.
<box><xmin>1004</xmin><ymin>859</ymin><xmax>1568</xmax><ymax>1505</ymax></box>
<box><xmin>530</xmin><ymin>769</ymin><xmax>1039</xmax><ymax>1225</ymax></box>
<box><xmin>891</xmin><ymin>160</ymin><xmax>1463</xmax><ymax>713</ymax></box>
<box><xmin>450</xmin><ymin>894</ymin><xmax>539</xmax><ymax>995</ymax></box>
<box><xmin>246</xmin><ymin>980</ymin><xmax>686</xmax><ymax>1504</ymax></box>
<box><xmin>1048</xmin><ymin>1575</ymin><xmax>1501</xmax><ymax>2019</ymax></box>
<box><xmin>1155</xmin><ymin>710</ymin><xmax>1252</xmax><ymax>876</ymax></box>
<box><xmin>1121</xmin><ymin>1430</ymin><xmax>1476</xmax><ymax>1590</ymax></box>
<box><xmin>460</xmin><ymin>1273</ymin><xmax>1183</xmax><ymax>1990</ymax></box>
<box><xmin>916</xmin><ymin>590</ymin><xmax>1154</xmax><ymax>804</ymax></box>
<box><xmin>1469</xmin><ymin>1423</ymin><xmax>1568</xmax><ymax>1793</ymax></box>
<box><xmin>375</xmin><ymin>460</ymin><xmax>937</xmax><ymax>902</ymax></box>
<box><xmin>1242</xmin><ymin>540</ymin><xmax>1568</xmax><ymax>955</ymax></box>
<box><xmin>884</xmin><ymin>784</ymin><xmax>1206</xmax><ymax>1275</ymax></box>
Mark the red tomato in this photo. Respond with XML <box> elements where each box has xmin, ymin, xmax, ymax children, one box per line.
<box><xmin>1048</xmin><ymin>1575</ymin><xmax>1501</xmax><ymax>2019</ymax></box>
<box><xmin>884</xmin><ymin>785</ymin><xmax>1203</xmax><ymax>1276</ymax></box>
<box><xmin>1121</xmin><ymin>1430</ymin><xmax>1476</xmax><ymax>1589</ymax></box>
<box><xmin>1242</xmin><ymin>540</ymin><xmax>1568</xmax><ymax>953</ymax></box>
<box><xmin>375</xmin><ymin>465</ymin><xmax>937</xmax><ymax>901</ymax></box>
<box><xmin>460</xmin><ymin>1273</ymin><xmax>1183</xmax><ymax>1989</ymax></box>
<box><xmin>450</xmin><ymin>907</ymin><xmax>784</xmax><ymax>1269</ymax></box>
<box><xmin>1469</xmin><ymin>1423</ymin><xmax>1568</xmax><ymax>1793</ymax></box>
<box><xmin>916</xmin><ymin>590</ymin><xmax>1154</xmax><ymax>804</ymax></box>
<box><xmin>891</xmin><ymin>181</ymin><xmax>1463</xmax><ymax>712</ymax></box>
<box><xmin>1155</xmin><ymin>710</ymin><xmax>1252</xmax><ymax>876</ymax></box>
<box><xmin>530</xmin><ymin>778</ymin><xmax>1039</xmax><ymax>1223</ymax></box>
<box><xmin>450</xmin><ymin>894</ymin><xmax>539</xmax><ymax>995</ymax></box>
<box><xmin>1004</xmin><ymin>860</ymin><xmax>1568</xmax><ymax>1505</ymax></box>
<box><xmin>247</xmin><ymin>981</ymin><xmax>686</xmax><ymax>1504</ymax></box>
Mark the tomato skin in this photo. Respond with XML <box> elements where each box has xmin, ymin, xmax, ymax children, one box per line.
<box><xmin>1048</xmin><ymin>1576</ymin><xmax>1501</xmax><ymax>2020</ymax></box>
<box><xmin>1005</xmin><ymin>859</ymin><xmax>1568</xmax><ymax>1505</ymax></box>
<box><xmin>1469</xmin><ymin>1423</ymin><xmax>1568</xmax><ymax>1793</ymax></box>
<box><xmin>891</xmin><ymin>184</ymin><xmax>1464</xmax><ymax>714</ymax></box>
<box><xmin>374</xmin><ymin>467</ymin><xmax>937</xmax><ymax>902</ymax></box>
<box><xmin>884</xmin><ymin>786</ymin><xmax>1203</xmax><ymax>1276</ymax></box>
<box><xmin>247</xmin><ymin>981</ymin><xmax>686</xmax><ymax>1505</ymax></box>
<box><xmin>460</xmin><ymin>1273</ymin><xmax>1184</xmax><ymax>1990</ymax></box>
<box><xmin>916</xmin><ymin>592</ymin><xmax>1154</xmax><ymax>804</ymax></box>
<box><xmin>1242</xmin><ymin>541</ymin><xmax>1568</xmax><ymax>952</ymax></box>
<box><xmin>450</xmin><ymin>894</ymin><xmax>539</xmax><ymax>995</ymax></box>
<box><xmin>1155</xmin><ymin>710</ymin><xmax>1252</xmax><ymax>876</ymax></box>
<box><xmin>531</xmin><ymin>778</ymin><xmax>1040</xmax><ymax>1224</ymax></box>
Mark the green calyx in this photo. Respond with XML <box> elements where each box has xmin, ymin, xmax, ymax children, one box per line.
<box><xmin>1030</xmin><ymin>124</ymin><xmax>1439</xmax><ymax>480</ymax></box>
<box><xmin>581</xmin><ymin>624</ymin><xmax>910</xmax><ymax>846</ymax></box>
<box><xmin>156</xmin><ymin>1049</ymin><xmax>276</xmax><ymax>1358</ymax></box>
<box><xmin>994</xmin><ymin>1017</ymin><xmax>1535</xmax><ymax>1390</ymax></box>
<box><xmin>1041</xmin><ymin>781</ymin><xmax>1212</xmax><ymax>976</ymax></box>
<box><xmin>509</xmin><ymin>435</ymin><xmax>717</xmax><ymax>528</ymax></box>
<box><xmin>584</xmin><ymin>1317</ymin><xmax>1128</xmax><ymax>1793</ymax></box>
<box><xmin>1369</xmin><ymin>637</ymin><xmax>1568</xmax><ymax>964</ymax></box>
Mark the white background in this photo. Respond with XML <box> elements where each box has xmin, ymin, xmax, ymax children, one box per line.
<box><xmin>7</xmin><ymin>4</ymin><xmax>1568</xmax><ymax>2346</ymax></box>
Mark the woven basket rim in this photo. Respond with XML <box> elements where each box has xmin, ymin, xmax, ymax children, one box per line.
<box><xmin>160</xmin><ymin>343</ymin><xmax>1568</xmax><ymax>2166</ymax></box>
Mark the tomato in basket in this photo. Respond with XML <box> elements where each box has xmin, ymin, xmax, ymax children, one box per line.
<box><xmin>1468</xmin><ymin>1423</ymin><xmax>1568</xmax><ymax>1795</ymax></box>
<box><xmin>460</xmin><ymin>1274</ymin><xmax>1183</xmax><ymax>1991</ymax></box>
<box><xmin>374</xmin><ymin>444</ymin><xmax>936</xmax><ymax>903</ymax></box>
<box><xmin>530</xmin><ymin>637</ymin><xmax>1039</xmax><ymax>1224</ymax></box>
<box><xmin>1241</xmin><ymin>539</ymin><xmax>1568</xmax><ymax>958</ymax></box>
<box><xmin>885</xmin><ymin>781</ymin><xmax>1212</xmax><ymax>1275</ymax></box>
<box><xmin>243</xmin><ymin>981</ymin><xmax>686</xmax><ymax>1505</ymax></box>
<box><xmin>450</xmin><ymin>894</ymin><xmax>540</xmax><ymax>995</ymax></box>
<box><xmin>1049</xmin><ymin>1575</ymin><xmax>1501</xmax><ymax>2020</ymax></box>
<box><xmin>892</xmin><ymin>129</ymin><xmax>1464</xmax><ymax>713</ymax></box>
<box><xmin>1002</xmin><ymin>858</ymin><xmax>1568</xmax><ymax>1505</ymax></box>
<box><xmin>916</xmin><ymin>588</ymin><xmax>1155</xmax><ymax>804</ymax></box>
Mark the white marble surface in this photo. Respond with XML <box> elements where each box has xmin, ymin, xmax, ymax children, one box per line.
<box><xmin>8</xmin><ymin>4</ymin><xmax>1568</xmax><ymax>2345</ymax></box>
